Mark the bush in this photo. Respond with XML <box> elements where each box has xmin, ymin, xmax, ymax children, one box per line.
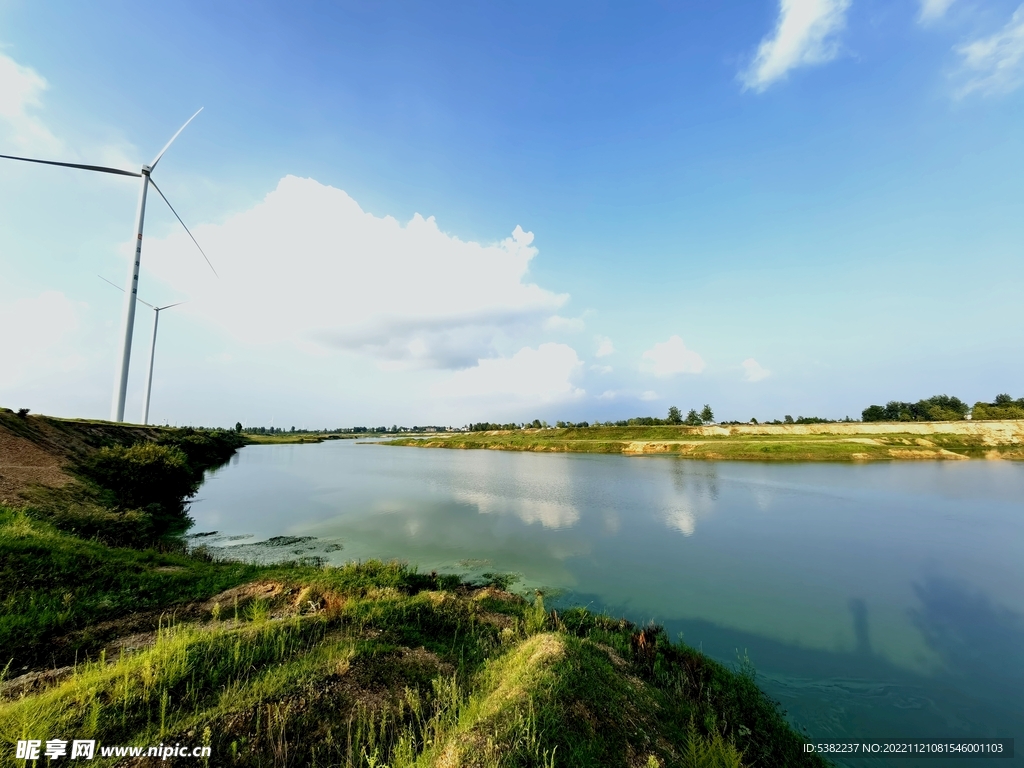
<box><xmin>159</xmin><ymin>428</ymin><xmax>246</xmax><ymax>469</ymax></box>
<box><xmin>862</xmin><ymin>394</ymin><xmax>969</xmax><ymax>422</ymax></box>
<box><xmin>971</xmin><ymin>393</ymin><xmax>1024</xmax><ymax>420</ymax></box>
<box><xmin>80</xmin><ymin>443</ymin><xmax>198</xmax><ymax>528</ymax></box>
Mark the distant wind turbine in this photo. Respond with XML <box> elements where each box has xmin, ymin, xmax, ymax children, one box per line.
<box><xmin>1</xmin><ymin>109</ymin><xmax>216</xmax><ymax>422</ymax></box>
<box><xmin>99</xmin><ymin>276</ymin><xmax>183</xmax><ymax>425</ymax></box>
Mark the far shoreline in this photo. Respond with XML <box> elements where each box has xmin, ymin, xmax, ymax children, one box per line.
<box><xmin>380</xmin><ymin>421</ymin><xmax>1024</xmax><ymax>462</ymax></box>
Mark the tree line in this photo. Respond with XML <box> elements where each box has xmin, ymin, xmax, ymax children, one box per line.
<box><xmin>862</xmin><ymin>393</ymin><xmax>1024</xmax><ymax>422</ymax></box>
<box><xmin>230</xmin><ymin>392</ymin><xmax>1022</xmax><ymax>437</ymax></box>
<box><xmin>464</xmin><ymin>406</ymin><xmax>717</xmax><ymax>431</ymax></box>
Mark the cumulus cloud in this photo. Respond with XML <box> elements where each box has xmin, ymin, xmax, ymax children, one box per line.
<box><xmin>544</xmin><ymin>315</ymin><xmax>585</xmax><ymax>332</ymax></box>
<box><xmin>919</xmin><ymin>0</ymin><xmax>956</xmax><ymax>23</ymax></box>
<box><xmin>639</xmin><ymin>390</ymin><xmax>660</xmax><ymax>402</ymax></box>
<box><xmin>741</xmin><ymin>0</ymin><xmax>851</xmax><ymax>91</ymax></box>
<box><xmin>594</xmin><ymin>335</ymin><xmax>614</xmax><ymax>357</ymax></box>
<box><xmin>742</xmin><ymin>358</ymin><xmax>772</xmax><ymax>382</ymax></box>
<box><xmin>954</xmin><ymin>5</ymin><xmax>1024</xmax><ymax>96</ymax></box>
<box><xmin>640</xmin><ymin>335</ymin><xmax>706</xmax><ymax>377</ymax></box>
<box><xmin>435</xmin><ymin>343</ymin><xmax>584</xmax><ymax>404</ymax></box>
<box><xmin>0</xmin><ymin>291</ymin><xmax>84</xmax><ymax>388</ymax></box>
<box><xmin>0</xmin><ymin>52</ymin><xmax>63</xmax><ymax>155</ymax></box>
<box><xmin>455</xmin><ymin>490</ymin><xmax>580</xmax><ymax>529</ymax></box>
<box><xmin>144</xmin><ymin>176</ymin><xmax>568</xmax><ymax>369</ymax></box>
<box><xmin>661</xmin><ymin>477</ymin><xmax>718</xmax><ymax>536</ymax></box>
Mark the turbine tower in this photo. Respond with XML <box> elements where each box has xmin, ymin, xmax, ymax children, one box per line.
<box><xmin>1</xmin><ymin>109</ymin><xmax>216</xmax><ymax>422</ymax></box>
<box><xmin>99</xmin><ymin>277</ymin><xmax>182</xmax><ymax>426</ymax></box>
<box><xmin>140</xmin><ymin>299</ymin><xmax>184</xmax><ymax>426</ymax></box>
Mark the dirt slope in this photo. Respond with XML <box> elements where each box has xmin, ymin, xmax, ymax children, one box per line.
<box><xmin>0</xmin><ymin>409</ymin><xmax>165</xmax><ymax>506</ymax></box>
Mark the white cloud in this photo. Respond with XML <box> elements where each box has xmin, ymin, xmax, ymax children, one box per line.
<box><xmin>640</xmin><ymin>335</ymin><xmax>706</xmax><ymax>377</ymax></box>
<box><xmin>590</xmin><ymin>364</ymin><xmax>613</xmax><ymax>375</ymax></box>
<box><xmin>144</xmin><ymin>176</ymin><xmax>568</xmax><ymax>370</ymax></box>
<box><xmin>741</xmin><ymin>0</ymin><xmax>851</xmax><ymax>91</ymax></box>
<box><xmin>742</xmin><ymin>358</ymin><xmax>772</xmax><ymax>382</ymax></box>
<box><xmin>594</xmin><ymin>335</ymin><xmax>615</xmax><ymax>357</ymax></box>
<box><xmin>0</xmin><ymin>291</ymin><xmax>84</xmax><ymax>389</ymax></box>
<box><xmin>455</xmin><ymin>490</ymin><xmax>579</xmax><ymax>529</ymax></box>
<box><xmin>919</xmin><ymin>0</ymin><xmax>956</xmax><ymax>23</ymax></box>
<box><xmin>0</xmin><ymin>51</ymin><xmax>136</xmax><ymax>174</ymax></box>
<box><xmin>954</xmin><ymin>5</ymin><xmax>1024</xmax><ymax>96</ymax></box>
<box><xmin>0</xmin><ymin>52</ymin><xmax>63</xmax><ymax>155</ymax></box>
<box><xmin>639</xmin><ymin>390</ymin><xmax>660</xmax><ymax>402</ymax></box>
<box><xmin>597</xmin><ymin>389</ymin><xmax>620</xmax><ymax>400</ymax></box>
<box><xmin>664</xmin><ymin>507</ymin><xmax>697</xmax><ymax>536</ymax></box>
<box><xmin>544</xmin><ymin>315</ymin><xmax>585</xmax><ymax>332</ymax></box>
<box><xmin>435</xmin><ymin>343</ymin><xmax>584</xmax><ymax>404</ymax></box>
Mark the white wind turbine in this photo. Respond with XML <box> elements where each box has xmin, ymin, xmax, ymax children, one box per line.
<box><xmin>99</xmin><ymin>276</ymin><xmax>183</xmax><ymax>426</ymax></box>
<box><xmin>0</xmin><ymin>109</ymin><xmax>216</xmax><ymax>422</ymax></box>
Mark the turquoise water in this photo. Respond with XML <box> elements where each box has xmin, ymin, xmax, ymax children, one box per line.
<box><xmin>190</xmin><ymin>441</ymin><xmax>1024</xmax><ymax>765</ymax></box>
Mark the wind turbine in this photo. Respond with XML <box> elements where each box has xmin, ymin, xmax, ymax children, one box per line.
<box><xmin>99</xmin><ymin>276</ymin><xmax>183</xmax><ymax>425</ymax></box>
<box><xmin>1</xmin><ymin>109</ymin><xmax>216</xmax><ymax>422</ymax></box>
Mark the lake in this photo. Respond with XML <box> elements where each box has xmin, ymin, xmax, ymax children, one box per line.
<box><xmin>190</xmin><ymin>440</ymin><xmax>1024</xmax><ymax>765</ymax></box>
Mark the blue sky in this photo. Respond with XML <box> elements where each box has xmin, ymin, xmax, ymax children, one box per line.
<box><xmin>1</xmin><ymin>0</ymin><xmax>1022</xmax><ymax>427</ymax></box>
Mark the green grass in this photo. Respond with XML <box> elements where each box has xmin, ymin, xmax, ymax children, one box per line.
<box><xmin>383</xmin><ymin>425</ymin><xmax>1024</xmax><ymax>462</ymax></box>
<box><xmin>244</xmin><ymin>433</ymin><xmax>329</xmax><ymax>444</ymax></box>
<box><xmin>1</xmin><ymin>550</ymin><xmax>830</xmax><ymax>766</ymax></box>
<box><xmin>0</xmin><ymin>507</ymin><xmax>261</xmax><ymax>669</ymax></box>
<box><xmin>0</xmin><ymin>511</ymin><xmax>830</xmax><ymax>766</ymax></box>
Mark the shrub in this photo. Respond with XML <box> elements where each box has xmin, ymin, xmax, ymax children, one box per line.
<box><xmin>862</xmin><ymin>394</ymin><xmax>968</xmax><ymax>422</ymax></box>
<box><xmin>80</xmin><ymin>443</ymin><xmax>198</xmax><ymax>523</ymax></box>
<box><xmin>971</xmin><ymin>393</ymin><xmax>1024</xmax><ymax>420</ymax></box>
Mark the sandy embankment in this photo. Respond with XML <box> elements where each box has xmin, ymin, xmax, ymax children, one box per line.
<box><xmin>686</xmin><ymin>421</ymin><xmax>1024</xmax><ymax>441</ymax></box>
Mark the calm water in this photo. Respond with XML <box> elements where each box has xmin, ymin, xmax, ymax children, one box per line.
<box><xmin>190</xmin><ymin>441</ymin><xmax>1024</xmax><ymax>766</ymax></box>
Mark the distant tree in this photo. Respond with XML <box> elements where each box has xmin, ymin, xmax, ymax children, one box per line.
<box><xmin>922</xmin><ymin>395</ymin><xmax>969</xmax><ymax>420</ymax></box>
<box><xmin>700</xmin><ymin>404</ymin><xmax>714</xmax><ymax>423</ymax></box>
<box><xmin>235</xmin><ymin>421</ymin><xmax>242</xmax><ymax>433</ymax></box>
<box><xmin>861</xmin><ymin>394</ymin><xmax>968</xmax><ymax>422</ymax></box>
<box><xmin>531</xmin><ymin>419</ymin><xmax>542</xmax><ymax>429</ymax></box>
<box><xmin>16</xmin><ymin>408</ymin><xmax>29</xmax><ymax>418</ymax></box>
<box><xmin>784</xmin><ymin>415</ymin><xmax>794</xmax><ymax>424</ymax></box>
<box><xmin>667</xmin><ymin>406</ymin><xmax>683</xmax><ymax>425</ymax></box>
<box><xmin>971</xmin><ymin>393</ymin><xmax>1024</xmax><ymax>420</ymax></box>
<box><xmin>685</xmin><ymin>409</ymin><xmax>702</xmax><ymax>426</ymax></box>
<box><xmin>750</xmin><ymin>417</ymin><xmax>758</xmax><ymax>424</ymax></box>
<box><xmin>862</xmin><ymin>405</ymin><xmax>886</xmax><ymax>422</ymax></box>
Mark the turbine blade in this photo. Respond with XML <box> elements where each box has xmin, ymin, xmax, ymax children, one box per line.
<box><xmin>149</xmin><ymin>108</ymin><xmax>203</xmax><ymax>170</ymax></box>
<box><xmin>98</xmin><ymin>274</ymin><xmax>153</xmax><ymax>307</ymax></box>
<box><xmin>148</xmin><ymin>178</ymin><xmax>218</xmax><ymax>277</ymax></box>
<box><xmin>0</xmin><ymin>153</ymin><xmax>140</xmax><ymax>177</ymax></box>
<box><xmin>156</xmin><ymin>301</ymin><xmax>186</xmax><ymax>311</ymax></box>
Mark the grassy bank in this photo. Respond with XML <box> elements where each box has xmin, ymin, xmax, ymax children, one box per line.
<box><xmin>244</xmin><ymin>432</ymin><xmax>364</xmax><ymax>444</ymax></box>
<box><xmin>1</xmin><ymin>411</ymin><xmax>830</xmax><ymax>766</ymax></box>
<box><xmin>1</xmin><ymin>508</ymin><xmax>826</xmax><ymax>767</ymax></box>
<box><xmin>382</xmin><ymin>421</ymin><xmax>1024</xmax><ymax>461</ymax></box>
